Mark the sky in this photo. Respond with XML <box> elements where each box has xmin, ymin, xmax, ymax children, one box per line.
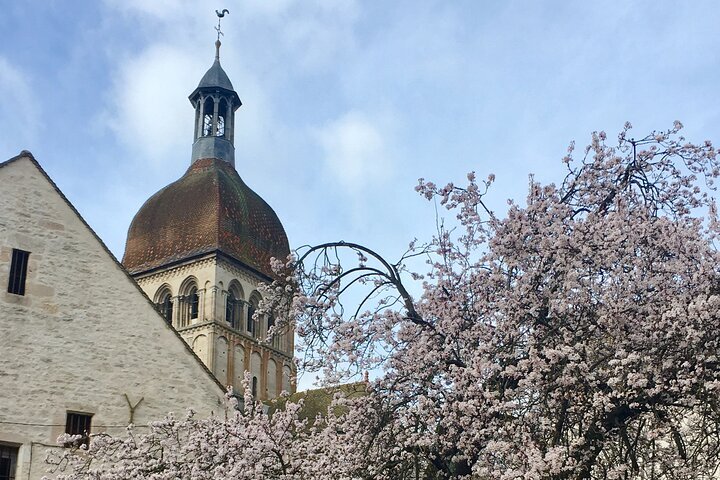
<box><xmin>2</xmin><ymin>1</ymin><xmax>720</xmax><ymax>386</ymax></box>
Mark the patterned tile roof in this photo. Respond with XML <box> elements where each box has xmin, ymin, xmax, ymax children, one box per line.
<box><xmin>122</xmin><ymin>158</ymin><xmax>290</xmax><ymax>279</ymax></box>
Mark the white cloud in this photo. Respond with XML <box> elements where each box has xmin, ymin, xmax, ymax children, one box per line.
<box><xmin>105</xmin><ymin>44</ymin><xmax>205</xmax><ymax>166</ymax></box>
<box><xmin>102</xmin><ymin>0</ymin><xmax>200</xmax><ymax>19</ymax></box>
<box><xmin>0</xmin><ymin>57</ymin><xmax>40</xmax><ymax>155</ymax></box>
<box><xmin>315</xmin><ymin>111</ymin><xmax>394</xmax><ymax>192</ymax></box>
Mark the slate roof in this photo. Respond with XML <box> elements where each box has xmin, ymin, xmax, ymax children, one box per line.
<box><xmin>122</xmin><ymin>158</ymin><xmax>290</xmax><ymax>279</ymax></box>
<box><xmin>198</xmin><ymin>59</ymin><xmax>235</xmax><ymax>91</ymax></box>
<box><xmin>189</xmin><ymin>57</ymin><xmax>241</xmax><ymax>106</ymax></box>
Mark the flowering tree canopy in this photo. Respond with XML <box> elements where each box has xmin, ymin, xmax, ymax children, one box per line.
<box><xmin>52</xmin><ymin>124</ymin><xmax>720</xmax><ymax>479</ymax></box>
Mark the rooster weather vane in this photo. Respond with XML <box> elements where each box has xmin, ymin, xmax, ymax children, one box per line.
<box><xmin>215</xmin><ymin>9</ymin><xmax>230</xmax><ymax>41</ymax></box>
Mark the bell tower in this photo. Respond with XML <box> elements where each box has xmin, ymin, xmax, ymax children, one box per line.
<box><xmin>122</xmin><ymin>15</ymin><xmax>296</xmax><ymax>400</ymax></box>
<box><xmin>189</xmin><ymin>39</ymin><xmax>241</xmax><ymax>167</ymax></box>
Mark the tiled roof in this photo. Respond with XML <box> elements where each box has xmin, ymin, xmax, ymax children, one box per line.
<box><xmin>122</xmin><ymin>158</ymin><xmax>290</xmax><ymax>279</ymax></box>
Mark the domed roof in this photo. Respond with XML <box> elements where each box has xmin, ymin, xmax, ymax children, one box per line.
<box><xmin>122</xmin><ymin>158</ymin><xmax>290</xmax><ymax>278</ymax></box>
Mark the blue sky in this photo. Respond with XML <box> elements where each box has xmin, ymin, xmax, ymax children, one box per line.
<box><xmin>2</xmin><ymin>2</ymin><xmax>720</xmax><ymax>381</ymax></box>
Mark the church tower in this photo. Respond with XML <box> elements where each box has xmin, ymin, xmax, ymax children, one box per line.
<box><xmin>122</xmin><ymin>35</ymin><xmax>295</xmax><ymax>400</ymax></box>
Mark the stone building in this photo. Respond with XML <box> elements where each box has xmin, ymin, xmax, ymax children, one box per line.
<box><xmin>0</xmin><ymin>153</ymin><xmax>227</xmax><ymax>480</ymax></box>
<box><xmin>121</xmin><ymin>40</ymin><xmax>296</xmax><ymax>401</ymax></box>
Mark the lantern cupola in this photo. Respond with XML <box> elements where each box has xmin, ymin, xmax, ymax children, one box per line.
<box><xmin>188</xmin><ymin>39</ymin><xmax>242</xmax><ymax>167</ymax></box>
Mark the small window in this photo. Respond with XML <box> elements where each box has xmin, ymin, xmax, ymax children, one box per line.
<box><xmin>252</xmin><ymin>376</ymin><xmax>258</xmax><ymax>397</ymax></box>
<box><xmin>65</xmin><ymin>412</ymin><xmax>92</xmax><ymax>448</ymax></box>
<box><xmin>0</xmin><ymin>444</ymin><xmax>18</xmax><ymax>480</ymax></box>
<box><xmin>7</xmin><ymin>249</ymin><xmax>30</xmax><ymax>296</ymax></box>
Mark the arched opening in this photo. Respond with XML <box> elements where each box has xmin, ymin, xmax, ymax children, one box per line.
<box><xmin>216</xmin><ymin>98</ymin><xmax>227</xmax><ymax>137</ymax></box>
<box><xmin>179</xmin><ymin>277</ymin><xmax>200</xmax><ymax>327</ymax></box>
<box><xmin>154</xmin><ymin>285</ymin><xmax>173</xmax><ymax>325</ymax></box>
<box><xmin>160</xmin><ymin>293</ymin><xmax>173</xmax><ymax>324</ymax></box>
<box><xmin>233</xmin><ymin>344</ymin><xmax>246</xmax><ymax>392</ymax></box>
<box><xmin>251</xmin><ymin>351</ymin><xmax>262</xmax><ymax>398</ymax></box>
<box><xmin>202</xmin><ymin>97</ymin><xmax>214</xmax><ymax>137</ymax></box>
<box><xmin>188</xmin><ymin>286</ymin><xmax>199</xmax><ymax>320</ymax></box>
<box><xmin>247</xmin><ymin>292</ymin><xmax>261</xmax><ymax>337</ymax></box>
<box><xmin>226</xmin><ymin>282</ymin><xmax>244</xmax><ymax>329</ymax></box>
<box><xmin>215</xmin><ymin>336</ymin><xmax>228</xmax><ymax>385</ymax></box>
<box><xmin>268</xmin><ymin>359</ymin><xmax>278</xmax><ymax>398</ymax></box>
<box><xmin>226</xmin><ymin>290</ymin><xmax>236</xmax><ymax>327</ymax></box>
<box><xmin>192</xmin><ymin>335</ymin><xmax>208</xmax><ymax>363</ymax></box>
<box><xmin>267</xmin><ymin>315</ymin><xmax>280</xmax><ymax>349</ymax></box>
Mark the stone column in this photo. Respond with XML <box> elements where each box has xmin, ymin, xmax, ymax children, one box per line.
<box><xmin>171</xmin><ymin>295</ymin><xmax>180</xmax><ymax>328</ymax></box>
<box><xmin>226</xmin><ymin>100</ymin><xmax>233</xmax><ymax>142</ymax></box>
<box><xmin>198</xmin><ymin>288</ymin><xmax>206</xmax><ymax>323</ymax></box>
<box><xmin>209</xmin><ymin>285</ymin><xmax>218</xmax><ymax>323</ymax></box>
<box><xmin>197</xmin><ymin>95</ymin><xmax>205</xmax><ymax>138</ymax></box>
<box><xmin>212</xmin><ymin>96</ymin><xmax>219</xmax><ymax>136</ymax></box>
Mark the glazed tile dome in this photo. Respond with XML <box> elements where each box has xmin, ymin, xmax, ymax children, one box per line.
<box><xmin>122</xmin><ymin>158</ymin><xmax>290</xmax><ymax>278</ymax></box>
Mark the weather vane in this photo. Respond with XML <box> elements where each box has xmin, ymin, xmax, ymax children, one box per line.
<box><xmin>215</xmin><ymin>9</ymin><xmax>229</xmax><ymax>41</ymax></box>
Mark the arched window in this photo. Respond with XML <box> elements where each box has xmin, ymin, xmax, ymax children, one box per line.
<box><xmin>226</xmin><ymin>290</ymin><xmax>236</xmax><ymax>328</ymax></box>
<box><xmin>179</xmin><ymin>278</ymin><xmax>200</xmax><ymax>327</ymax></box>
<box><xmin>247</xmin><ymin>293</ymin><xmax>261</xmax><ymax>336</ymax></box>
<box><xmin>188</xmin><ymin>286</ymin><xmax>199</xmax><ymax>319</ymax></box>
<box><xmin>267</xmin><ymin>359</ymin><xmax>278</xmax><ymax>398</ymax></box>
<box><xmin>251</xmin><ymin>376</ymin><xmax>258</xmax><ymax>398</ymax></box>
<box><xmin>267</xmin><ymin>315</ymin><xmax>279</xmax><ymax>348</ymax></box>
<box><xmin>154</xmin><ymin>286</ymin><xmax>174</xmax><ymax>325</ymax></box>
<box><xmin>160</xmin><ymin>294</ymin><xmax>173</xmax><ymax>324</ymax></box>
<box><xmin>226</xmin><ymin>282</ymin><xmax>244</xmax><ymax>330</ymax></box>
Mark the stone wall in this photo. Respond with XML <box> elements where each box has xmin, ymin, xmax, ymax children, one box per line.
<box><xmin>0</xmin><ymin>155</ymin><xmax>225</xmax><ymax>479</ymax></box>
<box><xmin>133</xmin><ymin>253</ymin><xmax>296</xmax><ymax>399</ymax></box>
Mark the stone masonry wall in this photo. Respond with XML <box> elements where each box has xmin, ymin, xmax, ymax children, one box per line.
<box><xmin>0</xmin><ymin>156</ymin><xmax>225</xmax><ymax>480</ymax></box>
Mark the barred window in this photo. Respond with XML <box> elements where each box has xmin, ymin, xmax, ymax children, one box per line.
<box><xmin>0</xmin><ymin>444</ymin><xmax>18</xmax><ymax>480</ymax></box>
<box><xmin>65</xmin><ymin>412</ymin><xmax>92</xmax><ymax>448</ymax></box>
<box><xmin>7</xmin><ymin>249</ymin><xmax>30</xmax><ymax>296</ymax></box>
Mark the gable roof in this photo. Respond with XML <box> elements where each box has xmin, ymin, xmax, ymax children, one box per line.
<box><xmin>0</xmin><ymin>151</ymin><xmax>226</xmax><ymax>394</ymax></box>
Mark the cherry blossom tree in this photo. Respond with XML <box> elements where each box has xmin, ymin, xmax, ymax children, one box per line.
<box><xmin>281</xmin><ymin>122</ymin><xmax>720</xmax><ymax>479</ymax></box>
<box><xmin>50</xmin><ymin>123</ymin><xmax>720</xmax><ymax>479</ymax></box>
